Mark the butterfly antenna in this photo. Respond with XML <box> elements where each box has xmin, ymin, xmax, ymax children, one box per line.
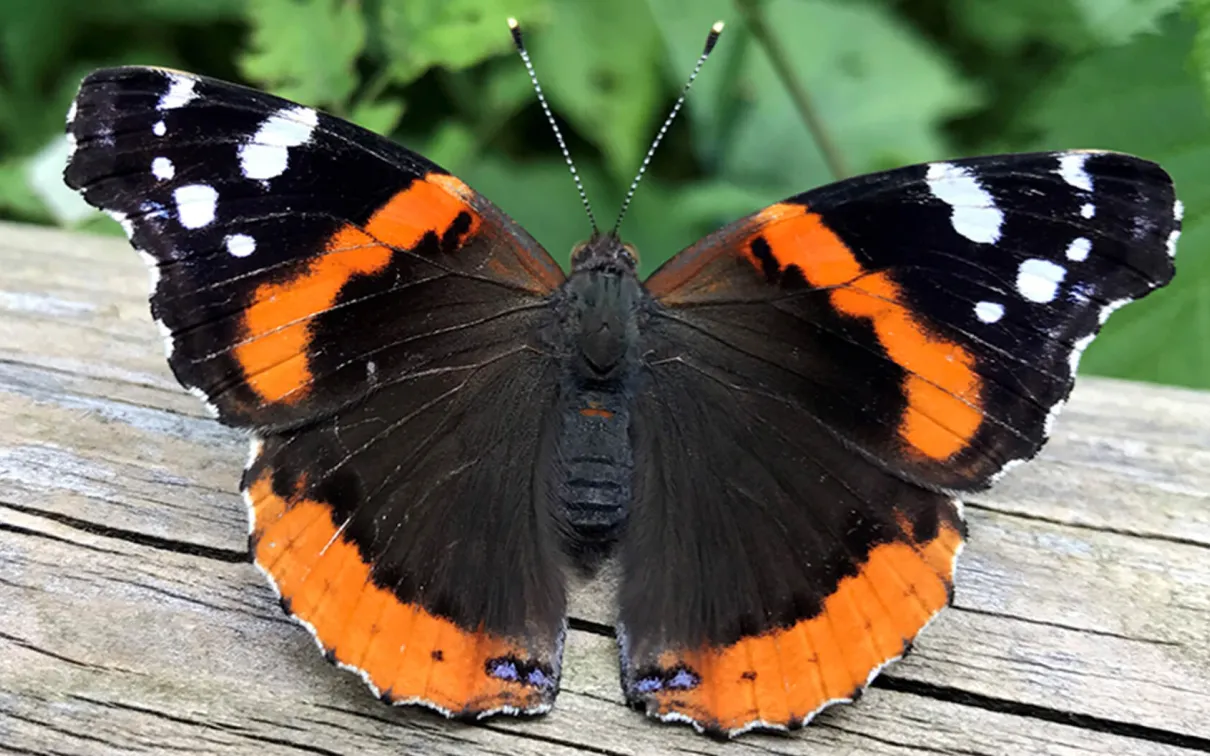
<box><xmin>611</xmin><ymin>21</ymin><xmax>724</xmax><ymax>235</ymax></box>
<box><xmin>509</xmin><ymin>17</ymin><xmax>599</xmax><ymax>234</ymax></box>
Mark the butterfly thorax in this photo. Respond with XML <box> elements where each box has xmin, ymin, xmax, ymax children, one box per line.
<box><xmin>553</xmin><ymin>234</ymin><xmax>643</xmax><ymax>563</ymax></box>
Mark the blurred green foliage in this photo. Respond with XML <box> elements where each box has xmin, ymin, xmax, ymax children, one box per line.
<box><xmin>0</xmin><ymin>0</ymin><xmax>1206</xmax><ymax>387</ymax></box>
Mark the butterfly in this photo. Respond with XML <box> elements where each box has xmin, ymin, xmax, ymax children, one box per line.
<box><xmin>62</xmin><ymin>19</ymin><xmax>1179</xmax><ymax>739</ymax></box>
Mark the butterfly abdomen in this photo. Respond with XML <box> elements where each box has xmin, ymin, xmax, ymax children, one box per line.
<box><xmin>555</xmin><ymin>389</ymin><xmax>633</xmax><ymax>550</ymax></box>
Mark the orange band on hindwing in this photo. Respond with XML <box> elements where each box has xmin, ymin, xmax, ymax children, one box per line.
<box><xmin>633</xmin><ymin>522</ymin><xmax>963</xmax><ymax>733</ymax></box>
<box><xmin>245</xmin><ymin>464</ymin><xmax>554</xmax><ymax>715</ymax></box>
<box><xmin>744</xmin><ymin>203</ymin><xmax>982</xmax><ymax>460</ymax></box>
<box><xmin>234</xmin><ymin>174</ymin><xmax>482</xmax><ymax>404</ymax></box>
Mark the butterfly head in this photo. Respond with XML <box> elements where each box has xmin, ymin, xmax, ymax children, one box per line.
<box><xmin>571</xmin><ymin>232</ymin><xmax>638</xmax><ymax>275</ymax></box>
<box><xmin>564</xmin><ymin>233</ymin><xmax>643</xmax><ymax>381</ymax></box>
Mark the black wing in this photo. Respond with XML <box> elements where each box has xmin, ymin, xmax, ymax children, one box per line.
<box><xmin>619</xmin><ymin>151</ymin><xmax>1177</xmax><ymax>734</ymax></box>
<box><xmin>67</xmin><ymin>67</ymin><xmax>571</xmax><ymax>719</ymax></box>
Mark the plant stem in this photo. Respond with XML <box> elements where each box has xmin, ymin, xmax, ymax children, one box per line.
<box><xmin>734</xmin><ymin>0</ymin><xmax>848</xmax><ymax>180</ymax></box>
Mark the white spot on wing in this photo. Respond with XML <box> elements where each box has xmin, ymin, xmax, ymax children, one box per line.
<box><xmin>137</xmin><ymin>250</ymin><xmax>161</xmax><ymax>294</ymax></box>
<box><xmin>173</xmin><ymin>184</ymin><xmax>218</xmax><ymax>229</ymax></box>
<box><xmin>151</xmin><ymin>156</ymin><xmax>175</xmax><ymax>181</ymax></box>
<box><xmin>155</xmin><ymin>318</ymin><xmax>175</xmax><ymax>359</ymax></box>
<box><xmin>1065</xmin><ymin>237</ymin><xmax>1091</xmax><ymax>262</ymax></box>
<box><xmin>158</xmin><ymin>73</ymin><xmax>198</xmax><ymax>110</ymax></box>
<box><xmin>66</xmin><ymin>100</ymin><xmax>78</xmax><ymax>124</ymax></box>
<box><xmin>1057</xmin><ymin>153</ymin><xmax>1092</xmax><ymax>192</ymax></box>
<box><xmin>187</xmin><ymin>385</ymin><xmax>220</xmax><ymax>418</ymax></box>
<box><xmin>105</xmin><ymin>209</ymin><xmax>134</xmax><ymax>239</ymax></box>
<box><xmin>1174</xmin><ymin>199</ymin><xmax>1184</xmax><ymax>222</ymax></box>
<box><xmin>974</xmin><ymin>301</ymin><xmax>1004</xmax><ymax>323</ymax></box>
<box><xmin>1016</xmin><ymin>258</ymin><xmax>1066</xmax><ymax>303</ymax></box>
<box><xmin>989</xmin><ymin>457</ymin><xmax>1028</xmax><ymax>486</ymax></box>
<box><xmin>1080</xmin><ymin>202</ymin><xmax>1095</xmax><ymax>219</ymax></box>
<box><xmin>926</xmin><ymin>162</ymin><xmax>1003</xmax><ymax>244</ymax></box>
<box><xmin>246</xmin><ymin>437</ymin><xmax>264</xmax><ymax>472</ymax></box>
<box><xmin>1043</xmin><ymin>398</ymin><xmax>1067</xmax><ymax>437</ymax></box>
<box><xmin>153</xmin><ymin>120</ymin><xmax>167</xmax><ymax>136</ymax></box>
<box><xmin>1167</xmin><ymin>227</ymin><xmax>1181</xmax><ymax>258</ymax></box>
<box><xmin>238</xmin><ymin>106</ymin><xmax>319</xmax><ymax>180</ymax></box>
<box><xmin>225</xmin><ymin>233</ymin><xmax>256</xmax><ymax>257</ymax></box>
<box><xmin>1068</xmin><ymin>333</ymin><xmax>1096</xmax><ymax>377</ymax></box>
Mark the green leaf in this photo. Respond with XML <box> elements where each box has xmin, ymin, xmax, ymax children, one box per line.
<box><xmin>480</xmin><ymin>57</ymin><xmax>540</xmax><ymax>128</ymax></box>
<box><xmin>380</xmin><ymin>0</ymin><xmax>547</xmax><ymax>85</ymax></box>
<box><xmin>1192</xmin><ymin>0</ymin><xmax>1210</xmax><ymax>98</ymax></box>
<box><xmin>715</xmin><ymin>0</ymin><xmax>977</xmax><ymax>195</ymax></box>
<box><xmin>1023</xmin><ymin>15</ymin><xmax>1210</xmax><ymax>387</ymax></box>
<box><xmin>418</xmin><ymin>121</ymin><xmax>480</xmax><ymax>173</ymax></box>
<box><xmin>530</xmin><ymin>0</ymin><xmax>663</xmax><ymax>181</ymax></box>
<box><xmin>1070</xmin><ymin>0</ymin><xmax>1186</xmax><ymax>45</ymax></box>
<box><xmin>26</xmin><ymin>135</ymin><xmax>92</xmax><ymax>225</ymax></box>
<box><xmin>87</xmin><ymin>0</ymin><xmax>246</xmax><ymax>22</ymax></box>
<box><xmin>348</xmin><ymin>98</ymin><xmax>406</xmax><ymax>135</ymax></box>
<box><xmin>0</xmin><ymin>1</ymin><xmax>73</xmax><ymax>95</ymax></box>
<box><xmin>239</xmin><ymin>0</ymin><xmax>366</xmax><ymax>108</ymax></box>
<box><xmin>947</xmin><ymin>0</ymin><xmax>1094</xmax><ymax>54</ymax></box>
<box><xmin>0</xmin><ymin>159</ymin><xmax>49</xmax><ymax>221</ymax></box>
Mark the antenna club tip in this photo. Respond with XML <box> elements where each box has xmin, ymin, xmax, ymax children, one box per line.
<box><xmin>704</xmin><ymin>21</ymin><xmax>724</xmax><ymax>53</ymax></box>
<box><xmin>508</xmin><ymin>17</ymin><xmax>524</xmax><ymax>48</ymax></box>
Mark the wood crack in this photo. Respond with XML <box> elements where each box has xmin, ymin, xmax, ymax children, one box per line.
<box><xmin>965</xmin><ymin>500</ymin><xmax>1210</xmax><ymax>551</ymax></box>
<box><xmin>0</xmin><ymin>630</ymin><xmax>115</xmax><ymax>673</ymax></box>
<box><xmin>955</xmin><ymin>606</ymin><xmax>1183</xmax><ymax>647</ymax></box>
<box><xmin>872</xmin><ymin>676</ymin><xmax>1210</xmax><ymax>752</ymax></box>
<box><xmin>0</xmin><ymin>500</ymin><xmax>248</xmax><ymax>563</ymax></box>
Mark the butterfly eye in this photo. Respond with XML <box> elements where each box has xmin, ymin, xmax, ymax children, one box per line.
<box><xmin>622</xmin><ymin>243</ymin><xmax>640</xmax><ymax>265</ymax></box>
<box><xmin>571</xmin><ymin>241</ymin><xmax>590</xmax><ymax>263</ymax></box>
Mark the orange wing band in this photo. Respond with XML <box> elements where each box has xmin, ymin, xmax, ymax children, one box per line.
<box><xmin>235</xmin><ymin>174</ymin><xmax>481</xmax><ymax>404</ymax></box>
<box><xmin>245</xmin><ymin>469</ymin><xmax>550</xmax><ymax>716</ymax></box>
<box><xmin>747</xmin><ymin>204</ymin><xmax>982</xmax><ymax>460</ymax></box>
<box><xmin>638</xmin><ymin>521</ymin><xmax>963</xmax><ymax>733</ymax></box>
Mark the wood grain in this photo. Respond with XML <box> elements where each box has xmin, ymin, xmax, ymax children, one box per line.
<box><xmin>1</xmin><ymin>222</ymin><xmax>1207</xmax><ymax>755</ymax></box>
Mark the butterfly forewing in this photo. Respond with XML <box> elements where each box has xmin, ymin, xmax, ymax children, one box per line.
<box><xmin>645</xmin><ymin>151</ymin><xmax>1178</xmax><ymax>490</ymax></box>
<box><xmin>65</xmin><ymin>66</ymin><xmax>564</xmax><ymax>430</ymax></box>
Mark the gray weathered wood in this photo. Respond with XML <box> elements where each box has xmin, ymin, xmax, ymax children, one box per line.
<box><xmin>1</xmin><ymin>221</ymin><xmax>1208</xmax><ymax>755</ymax></box>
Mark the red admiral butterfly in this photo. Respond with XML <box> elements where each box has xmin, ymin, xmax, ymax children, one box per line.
<box><xmin>63</xmin><ymin>20</ymin><xmax>1179</xmax><ymax>738</ymax></box>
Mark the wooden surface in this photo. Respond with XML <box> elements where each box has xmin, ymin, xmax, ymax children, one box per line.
<box><xmin>1</xmin><ymin>220</ymin><xmax>1208</xmax><ymax>755</ymax></box>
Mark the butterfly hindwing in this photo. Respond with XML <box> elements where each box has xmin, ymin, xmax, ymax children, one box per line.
<box><xmin>66</xmin><ymin>66</ymin><xmax>571</xmax><ymax>719</ymax></box>
<box><xmin>244</xmin><ymin>344</ymin><xmax>568</xmax><ymax>717</ymax></box>
<box><xmin>65</xmin><ymin>66</ymin><xmax>565</xmax><ymax>430</ymax></box>
<box><xmin>622</xmin><ymin>151</ymin><xmax>1178</xmax><ymax>734</ymax></box>
<box><xmin>620</xmin><ymin>356</ymin><xmax>965</xmax><ymax>734</ymax></box>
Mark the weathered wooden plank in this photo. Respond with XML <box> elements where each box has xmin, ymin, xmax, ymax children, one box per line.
<box><xmin>4</xmin><ymin>502</ymin><xmax>1208</xmax><ymax>756</ymax></box>
<box><xmin>3</xmin><ymin>515</ymin><xmax>1205</xmax><ymax>756</ymax></box>
<box><xmin>2</xmin><ymin>222</ymin><xmax>1208</xmax><ymax>754</ymax></box>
